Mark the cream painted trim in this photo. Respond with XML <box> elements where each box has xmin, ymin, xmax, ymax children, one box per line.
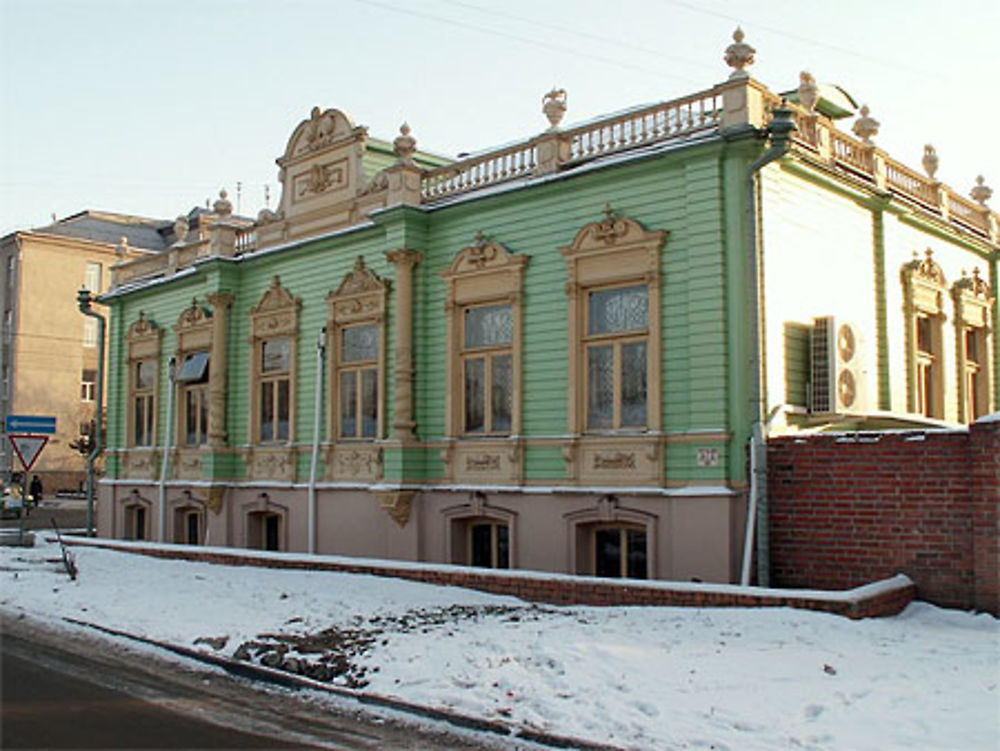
<box><xmin>951</xmin><ymin>270</ymin><xmax>995</xmax><ymax>422</ymax></box>
<box><xmin>561</xmin><ymin>207</ymin><xmax>666</xmax><ymax>440</ymax></box>
<box><xmin>326</xmin><ymin>256</ymin><xmax>389</xmax><ymax>444</ymax></box>
<box><xmin>248</xmin><ymin>276</ymin><xmax>301</xmax><ymax>446</ymax></box>
<box><xmin>901</xmin><ymin>250</ymin><xmax>947</xmax><ymax>417</ymax></box>
<box><xmin>441</xmin><ymin>232</ymin><xmax>528</xmax><ymax>441</ymax></box>
<box><xmin>125</xmin><ymin>314</ymin><xmax>161</xmax><ymax>449</ymax></box>
<box><xmin>173</xmin><ymin>299</ymin><xmax>214</xmax><ymax>450</ymax></box>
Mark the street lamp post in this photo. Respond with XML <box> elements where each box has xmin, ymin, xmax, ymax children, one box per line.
<box><xmin>77</xmin><ymin>288</ymin><xmax>105</xmax><ymax>537</ymax></box>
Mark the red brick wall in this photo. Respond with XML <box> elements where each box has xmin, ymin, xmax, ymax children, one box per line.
<box><xmin>63</xmin><ymin>538</ymin><xmax>915</xmax><ymax>619</ymax></box>
<box><xmin>768</xmin><ymin>420</ymin><xmax>999</xmax><ymax>614</ymax></box>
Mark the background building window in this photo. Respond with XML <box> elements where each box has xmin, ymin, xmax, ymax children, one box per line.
<box><xmin>84</xmin><ymin>262</ymin><xmax>102</xmax><ymax>294</ymax></box>
<box><xmin>259</xmin><ymin>337</ymin><xmax>290</xmax><ymax>443</ymax></box>
<box><xmin>584</xmin><ymin>284</ymin><xmax>648</xmax><ymax>430</ymax></box>
<box><xmin>80</xmin><ymin>369</ymin><xmax>96</xmax><ymax>401</ymax></box>
<box><xmin>83</xmin><ymin>317</ymin><xmax>98</xmax><ymax>348</ymax></box>
<box><xmin>338</xmin><ymin>324</ymin><xmax>378</xmax><ymax>438</ymax></box>
<box><xmin>462</xmin><ymin>304</ymin><xmax>513</xmax><ymax>435</ymax></box>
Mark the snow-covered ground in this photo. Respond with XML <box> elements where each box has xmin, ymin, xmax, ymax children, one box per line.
<box><xmin>1</xmin><ymin>537</ymin><xmax>997</xmax><ymax>751</ymax></box>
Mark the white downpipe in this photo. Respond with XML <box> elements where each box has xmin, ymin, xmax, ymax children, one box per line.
<box><xmin>307</xmin><ymin>327</ymin><xmax>326</xmax><ymax>554</ymax></box>
<box><xmin>741</xmin><ymin>423</ymin><xmax>762</xmax><ymax>585</ymax></box>
<box><xmin>158</xmin><ymin>358</ymin><xmax>176</xmax><ymax>542</ymax></box>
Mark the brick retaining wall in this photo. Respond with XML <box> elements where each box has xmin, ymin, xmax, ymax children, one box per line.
<box><xmin>768</xmin><ymin>418</ymin><xmax>999</xmax><ymax>614</ymax></box>
<box><xmin>60</xmin><ymin>537</ymin><xmax>914</xmax><ymax>619</ymax></box>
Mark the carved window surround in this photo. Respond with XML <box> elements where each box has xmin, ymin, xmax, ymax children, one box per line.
<box><xmin>440</xmin><ymin>232</ymin><xmax>527</xmax><ymax>484</ymax></box>
<box><xmin>248</xmin><ymin>276</ymin><xmax>301</xmax><ymax>447</ymax></box>
<box><xmin>564</xmin><ymin>495</ymin><xmax>657</xmax><ymax>578</ymax></box>
<box><xmin>901</xmin><ymin>250</ymin><xmax>947</xmax><ymax>418</ymax></box>
<box><xmin>442</xmin><ymin>492</ymin><xmax>518</xmax><ymax>568</ymax></box>
<box><xmin>951</xmin><ymin>268</ymin><xmax>994</xmax><ymax>422</ymax></box>
<box><xmin>173</xmin><ymin>298</ymin><xmax>214</xmax><ymax>456</ymax></box>
<box><xmin>561</xmin><ymin>207</ymin><xmax>666</xmax><ymax>485</ymax></box>
<box><xmin>120</xmin><ymin>489</ymin><xmax>152</xmax><ymax>541</ymax></box>
<box><xmin>326</xmin><ymin>257</ymin><xmax>389</xmax><ymax>465</ymax></box>
<box><xmin>241</xmin><ymin>493</ymin><xmax>288</xmax><ymax>551</ymax></box>
<box><xmin>125</xmin><ymin>313</ymin><xmax>161</xmax><ymax>450</ymax></box>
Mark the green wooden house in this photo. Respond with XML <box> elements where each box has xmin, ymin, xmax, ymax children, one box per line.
<box><xmin>97</xmin><ymin>34</ymin><xmax>998</xmax><ymax>585</ymax></box>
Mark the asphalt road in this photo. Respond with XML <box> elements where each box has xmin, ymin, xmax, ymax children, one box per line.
<box><xmin>0</xmin><ymin>614</ymin><xmax>501</xmax><ymax>750</ymax></box>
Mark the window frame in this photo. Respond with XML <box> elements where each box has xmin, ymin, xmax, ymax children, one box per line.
<box><xmin>441</xmin><ymin>233</ymin><xmax>527</xmax><ymax>439</ymax></box>
<box><xmin>126</xmin><ymin>314</ymin><xmax>161</xmax><ymax>449</ymax></box>
<box><xmin>591</xmin><ymin>523</ymin><xmax>649</xmax><ymax>580</ymax></box>
<box><xmin>326</xmin><ymin>257</ymin><xmax>389</xmax><ymax>442</ymax></box>
<box><xmin>173</xmin><ymin>300</ymin><xmax>213</xmax><ymax>448</ymax></box>
<box><xmin>80</xmin><ymin>368</ymin><xmax>97</xmax><ymax>402</ymax></box>
<box><xmin>951</xmin><ymin>268</ymin><xmax>994</xmax><ymax>423</ymax></box>
<box><xmin>460</xmin><ymin>302</ymin><xmax>514</xmax><ymax>436</ymax></box>
<box><xmin>561</xmin><ymin>207</ymin><xmax>665</xmax><ymax>435</ymax></box>
<box><xmin>467</xmin><ymin>519</ymin><xmax>510</xmax><ymax>569</ymax></box>
<box><xmin>901</xmin><ymin>250</ymin><xmax>948</xmax><ymax>419</ymax></box>
<box><xmin>249</xmin><ymin>276</ymin><xmax>300</xmax><ymax>446</ymax></box>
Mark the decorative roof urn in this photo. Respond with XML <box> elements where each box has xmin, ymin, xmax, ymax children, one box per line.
<box><xmin>922</xmin><ymin>145</ymin><xmax>939</xmax><ymax>181</ymax></box>
<box><xmin>970</xmin><ymin>175</ymin><xmax>992</xmax><ymax>206</ymax></box>
<box><xmin>724</xmin><ymin>27</ymin><xmax>755</xmax><ymax>80</ymax></box>
<box><xmin>393</xmin><ymin>123</ymin><xmax>417</xmax><ymax>164</ymax></box>
<box><xmin>213</xmin><ymin>188</ymin><xmax>233</xmax><ymax>218</ymax></box>
<box><xmin>851</xmin><ymin>105</ymin><xmax>879</xmax><ymax>144</ymax></box>
<box><xmin>798</xmin><ymin>71</ymin><xmax>818</xmax><ymax>112</ymax></box>
<box><xmin>173</xmin><ymin>215</ymin><xmax>190</xmax><ymax>245</ymax></box>
<box><xmin>542</xmin><ymin>88</ymin><xmax>567</xmax><ymax>130</ymax></box>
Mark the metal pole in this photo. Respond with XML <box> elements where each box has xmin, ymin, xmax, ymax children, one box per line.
<box><xmin>77</xmin><ymin>289</ymin><xmax>105</xmax><ymax>538</ymax></box>
<box><xmin>158</xmin><ymin>357</ymin><xmax>176</xmax><ymax>542</ymax></box>
<box><xmin>307</xmin><ymin>327</ymin><xmax>326</xmax><ymax>554</ymax></box>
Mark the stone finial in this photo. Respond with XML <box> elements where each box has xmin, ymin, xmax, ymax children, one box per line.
<box><xmin>798</xmin><ymin>71</ymin><xmax>818</xmax><ymax>112</ymax></box>
<box><xmin>922</xmin><ymin>145</ymin><xmax>939</xmax><ymax>181</ymax></box>
<box><xmin>173</xmin><ymin>214</ymin><xmax>189</xmax><ymax>244</ymax></box>
<box><xmin>851</xmin><ymin>105</ymin><xmax>879</xmax><ymax>144</ymax></box>
<box><xmin>393</xmin><ymin>123</ymin><xmax>417</xmax><ymax>164</ymax></box>
<box><xmin>724</xmin><ymin>27</ymin><xmax>755</xmax><ymax>80</ymax></box>
<box><xmin>213</xmin><ymin>189</ymin><xmax>233</xmax><ymax>217</ymax></box>
<box><xmin>970</xmin><ymin>175</ymin><xmax>993</xmax><ymax>206</ymax></box>
<box><xmin>116</xmin><ymin>235</ymin><xmax>130</xmax><ymax>260</ymax></box>
<box><xmin>542</xmin><ymin>88</ymin><xmax>567</xmax><ymax>129</ymax></box>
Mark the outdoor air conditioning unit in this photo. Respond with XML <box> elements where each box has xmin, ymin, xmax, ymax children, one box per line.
<box><xmin>810</xmin><ymin>316</ymin><xmax>866</xmax><ymax>415</ymax></box>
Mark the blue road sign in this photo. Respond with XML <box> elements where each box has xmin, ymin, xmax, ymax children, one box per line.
<box><xmin>5</xmin><ymin>415</ymin><xmax>57</xmax><ymax>434</ymax></box>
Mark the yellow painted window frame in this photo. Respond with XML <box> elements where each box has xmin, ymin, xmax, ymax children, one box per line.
<box><xmin>951</xmin><ymin>268</ymin><xmax>995</xmax><ymax>422</ymax></box>
<box><xmin>248</xmin><ymin>276</ymin><xmax>301</xmax><ymax>446</ymax></box>
<box><xmin>901</xmin><ymin>250</ymin><xmax>947</xmax><ymax>419</ymax></box>
<box><xmin>326</xmin><ymin>257</ymin><xmax>389</xmax><ymax>441</ymax></box>
<box><xmin>561</xmin><ymin>207</ymin><xmax>666</xmax><ymax>435</ymax></box>
<box><xmin>441</xmin><ymin>233</ymin><xmax>527</xmax><ymax>438</ymax></box>
<box><xmin>125</xmin><ymin>314</ymin><xmax>161</xmax><ymax>449</ymax></box>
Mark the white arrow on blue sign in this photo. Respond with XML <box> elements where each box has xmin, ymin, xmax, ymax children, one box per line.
<box><xmin>5</xmin><ymin>415</ymin><xmax>57</xmax><ymax>434</ymax></box>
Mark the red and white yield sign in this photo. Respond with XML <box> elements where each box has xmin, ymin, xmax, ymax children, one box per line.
<box><xmin>9</xmin><ymin>435</ymin><xmax>49</xmax><ymax>472</ymax></box>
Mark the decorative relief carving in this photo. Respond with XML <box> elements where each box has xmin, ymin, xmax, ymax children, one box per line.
<box><xmin>127</xmin><ymin>312</ymin><xmax>159</xmax><ymax>342</ymax></box>
<box><xmin>913</xmin><ymin>249</ymin><xmax>945</xmax><ymax>286</ymax></box>
<box><xmin>374</xmin><ymin>489</ymin><xmax>416</xmax><ymax>528</ymax></box>
<box><xmin>465</xmin><ymin>454</ymin><xmax>501</xmax><ymax>472</ymax></box>
<box><xmin>174</xmin><ymin>451</ymin><xmax>202</xmax><ymax>480</ymax></box>
<box><xmin>332</xmin><ymin>445</ymin><xmax>383</xmax><ymax>480</ymax></box>
<box><xmin>124</xmin><ymin>450</ymin><xmax>159</xmax><ymax>481</ymax></box>
<box><xmin>250</xmin><ymin>277</ymin><xmax>301</xmax><ymax>338</ymax></box>
<box><xmin>249</xmin><ymin>449</ymin><xmax>295</xmax><ymax>482</ymax></box>
<box><xmin>292</xmin><ymin>106</ymin><xmax>360</xmax><ymax>157</ymax></box>
<box><xmin>592</xmin><ymin>451</ymin><xmax>636</xmax><ymax>470</ymax></box>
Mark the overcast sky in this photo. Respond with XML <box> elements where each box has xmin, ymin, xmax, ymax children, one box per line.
<box><xmin>1</xmin><ymin>0</ymin><xmax>997</xmax><ymax>235</ymax></box>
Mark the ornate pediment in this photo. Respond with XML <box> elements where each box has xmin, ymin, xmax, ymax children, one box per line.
<box><xmin>905</xmin><ymin>249</ymin><xmax>946</xmax><ymax>287</ymax></box>
<box><xmin>952</xmin><ymin>267</ymin><xmax>992</xmax><ymax>301</ymax></box>
<box><xmin>175</xmin><ymin>298</ymin><xmax>211</xmax><ymax>331</ymax></box>
<box><xmin>252</xmin><ymin>276</ymin><xmax>300</xmax><ymax>315</ymax></box>
<box><xmin>127</xmin><ymin>311</ymin><xmax>159</xmax><ymax>341</ymax></box>
<box><xmin>334</xmin><ymin>256</ymin><xmax>389</xmax><ymax>297</ymax></box>
<box><xmin>283</xmin><ymin>107</ymin><xmax>366</xmax><ymax>161</ymax></box>
<box><xmin>441</xmin><ymin>231</ymin><xmax>528</xmax><ymax>278</ymax></box>
<box><xmin>561</xmin><ymin>204</ymin><xmax>668</xmax><ymax>258</ymax></box>
<box><xmin>250</xmin><ymin>276</ymin><xmax>300</xmax><ymax>339</ymax></box>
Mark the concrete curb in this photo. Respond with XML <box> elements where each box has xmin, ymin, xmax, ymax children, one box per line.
<box><xmin>63</xmin><ymin>618</ymin><xmax>623</xmax><ymax>751</ymax></box>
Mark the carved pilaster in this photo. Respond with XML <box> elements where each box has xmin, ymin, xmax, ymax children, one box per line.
<box><xmin>385</xmin><ymin>249</ymin><xmax>423</xmax><ymax>439</ymax></box>
<box><xmin>206</xmin><ymin>292</ymin><xmax>233</xmax><ymax>447</ymax></box>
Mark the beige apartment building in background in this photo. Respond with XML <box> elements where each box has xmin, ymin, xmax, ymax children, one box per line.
<box><xmin>0</xmin><ymin>210</ymin><xmax>225</xmax><ymax>491</ymax></box>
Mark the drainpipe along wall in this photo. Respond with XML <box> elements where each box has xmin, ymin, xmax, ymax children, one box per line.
<box><xmin>740</xmin><ymin>105</ymin><xmax>797</xmax><ymax>587</ymax></box>
<box><xmin>77</xmin><ymin>289</ymin><xmax>105</xmax><ymax>538</ymax></box>
<box><xmin>307</xmin><ymin>327</ymin><xmax>326</xmax><ymax>554</ymax></box>
<box><xmin>158</xmin><ymin>358</ymin><xmax>176</xmax><ymax>542</ymax></box>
